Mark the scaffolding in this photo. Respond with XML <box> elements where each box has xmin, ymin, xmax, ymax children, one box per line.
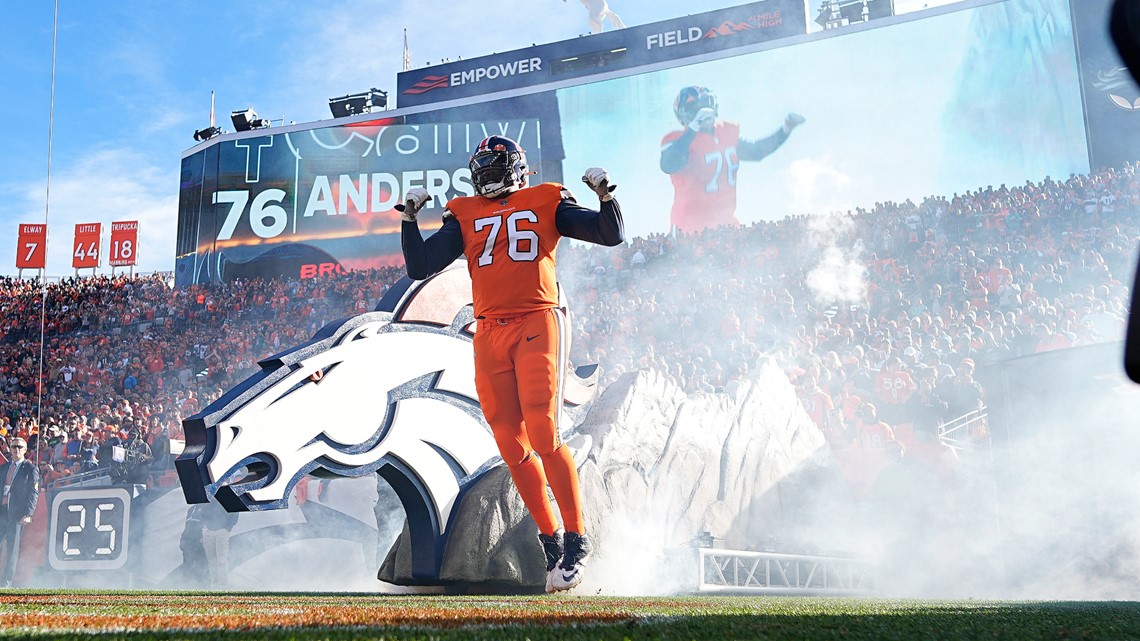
<box><xmin>696</xmin><ymin>548</ymin><xmax>878</xmax><ymax>594</ymax></box>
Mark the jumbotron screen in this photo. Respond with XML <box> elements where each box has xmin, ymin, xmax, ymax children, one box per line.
<box><xmin>176</xmin><ymin>0</ymin><xmax>1089</xmax><ymax>285</ymax></box>
<box><xmin>176</xmin><ymin>112</ymin><xmax>554</xmax><ymax>284</ymax></box>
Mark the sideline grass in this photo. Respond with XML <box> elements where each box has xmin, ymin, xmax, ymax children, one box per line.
<box><xmin>0</xmin><ymin>592</ymin><xmax>1137</xmax><ymax>640</ymax></box>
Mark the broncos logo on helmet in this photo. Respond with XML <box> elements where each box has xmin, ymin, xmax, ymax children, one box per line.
<box><xmin>176</xmin><ymin>262</ymin><xmax>599</xmax><ymax>579</ymax></box>
<box><xmin>673</xmin><ymin>86</ymin><xmax>718</xmax><ymax>127</ymax></box>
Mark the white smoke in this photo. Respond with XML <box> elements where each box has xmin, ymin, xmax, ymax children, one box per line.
<box><xmin>787</xmin><ymin>154</ymin><xmax>856</xmax><ymax>215</ymax></box>
<box><xmin>805</xmin><ymin>244</ymin><xmax>868</xmax><ymax>306</ymax></box>
<box><xmin>120</xmin><ymin>475</ymin><xmax>416</xmax><ymax>593</ymax></box>
<box><xmin>804</xmin><ymin>211</ymin><xmax>868</xmax><ymax>306</ymax></box>
<box><xmin>783</xmin><ymin>155</ymin><xmax>869</xmax><ymax>307</ymax></box>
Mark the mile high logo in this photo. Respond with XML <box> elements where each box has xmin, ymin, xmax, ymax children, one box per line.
<box><xmin>646</xmin><ymin>10</ymin><xmax>785</xmax><ymax>50</ymax></box>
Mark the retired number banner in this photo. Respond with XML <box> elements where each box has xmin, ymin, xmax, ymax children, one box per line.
<box><xmin>109</xmin><ymin>220</ymin><xmax>139</xmax><ymax>267</ymax></box>
<box><xmin>16</xmin><ymin>224</ymin><xmax>47</xmax><ymax>269</ymax></box>
<box><xmin>72</xmin><ymin>223</ymin><xmax>102</xmax><ymax>269</ymax></box>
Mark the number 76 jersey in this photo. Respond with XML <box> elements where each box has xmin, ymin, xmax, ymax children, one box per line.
<box><xmin>446</xmin><ymin>182</ymin><xmax>567</xmax><ymax>319</ymax></box>
<box><xmin>662</xmin><ymin>120</ymin><xmax>741</xmax><ymax>233</ymax></box>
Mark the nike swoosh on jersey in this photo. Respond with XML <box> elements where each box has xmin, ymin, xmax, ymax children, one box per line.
<box><xmin>526</xmin><ymin>335</ymin><xmax>539</xmax><ymax>342</ymax></box>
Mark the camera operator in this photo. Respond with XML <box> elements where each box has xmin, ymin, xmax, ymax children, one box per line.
<box><xmin>110</xmin><ymin>428</ymin><xmax>152</xmax><ymax>485</ymax></box>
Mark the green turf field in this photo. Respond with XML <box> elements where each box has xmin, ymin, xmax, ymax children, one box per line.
<box><xmin>0</xmin><ymin>592</ymin><xmax>1138</xmax><ymax>640</ymax></box>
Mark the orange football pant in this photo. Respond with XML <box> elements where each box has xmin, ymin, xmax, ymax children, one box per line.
<box><xmin>474</xmin><ymin>307</ymin><xmax>585</xmax><ymax>536</ymax></box>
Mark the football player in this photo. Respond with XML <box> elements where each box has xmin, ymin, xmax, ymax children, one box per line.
<box><xmin>400</xmin><ymin>135</ymin><xmax>624</xmax><ymax>593</ymax></box>
<box><xmin>660</xmin><ymin>86</ymin><xmax>805</xmax><ymax>234</ymax></box>
<box><xmin>564</xmin><ymin>0</ymin><xmax>627</xmax><ymax>34</ymax></box>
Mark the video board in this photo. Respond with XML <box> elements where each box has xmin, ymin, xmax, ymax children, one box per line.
<box><xmin>558</xmin><ymin>0</ymin><xmax>1089</xmax><ymax>238</ymax></box>
<box><xmin>176</xmin><ymin>109</ymin><xmax>552</xmax><ymax>285</ymax></box>
<box><xmin>176</xmin><ymin>0</ymin><xmax>1090</xmax><ymax>285</ymax></box>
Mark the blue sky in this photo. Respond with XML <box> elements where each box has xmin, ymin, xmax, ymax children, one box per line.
<box><xmin>0</xmin><ymin>0</ymin><xmax>955</xmax><ymax>277</ymax></box>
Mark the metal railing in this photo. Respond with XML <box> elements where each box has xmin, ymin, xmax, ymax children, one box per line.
<box><xmin>697</xmin><ymin>548</ymin><xmax>877</xmax><ymax>594</ymax></box>
<box><xmin>937</xmin><ymin>406</ymin><xmax>988</xmax><ymax>453</ymax></box>
<box><xmin>48</xmin><ymin>466</ymin><xmax>112</xmax><ymax>489</ymax></box>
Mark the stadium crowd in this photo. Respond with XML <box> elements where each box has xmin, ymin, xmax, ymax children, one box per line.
<box><xmin>0</xmin><ymin>164</ymin><xmax>1135</xmax><ymax>488</ymax></box>
<box><xmin>0</xmin><ymin>268</ymin><xmax>403</xmax><ymax>486</ymax></box>
<box><xmin>560</xmin><ymin>164</ymin><xmax>1135</xmax><ymax>449</ymax></box>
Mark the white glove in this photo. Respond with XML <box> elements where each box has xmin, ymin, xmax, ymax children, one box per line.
<box><xmin>582</xmin><ymin>167</ymin><xmax>615</xmax><ymax>201</ymax></box>
<box><xmin>784</xmin><ymin>112</ymin><xmax>805</xmax><ymax>133</ymax></box>
<box><xmin>688</xmin><ymin>107</ymin><xmax>717</xmax><ymax>133</ymax></box>
<box><xmin>395</xmin><ymin>187</ymin><xmax>431</xmax><ymax>222</ymax></box>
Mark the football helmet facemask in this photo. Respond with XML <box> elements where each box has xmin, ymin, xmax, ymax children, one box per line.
<box><xmin>674</xmin><ymin>86</ymin><xmax>718</xmax><ymax>126</ymax></box>
<box><xmin>469</xmin><ymin>136</ymin><xmax>528</xmax><ymax>198</ymax></box>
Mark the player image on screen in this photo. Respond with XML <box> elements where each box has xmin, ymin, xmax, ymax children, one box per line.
<box><xmin>563</xmin><ymin>0</ymin><xmax>627</xmax><ymax>33</ymax></box>
<box><xmin>659</xmin><ymin>86</ymin><xmax>805</xmax><ymax>234</ymax></box>
<box><xmin>399</xmin><ymin>135</ymin><xmax>625</xmax><ymax>593</ymax></box>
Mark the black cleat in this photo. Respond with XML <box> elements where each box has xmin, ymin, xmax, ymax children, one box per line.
<box><xmin>551</xmin><ymin>531</ymin><xmax>592</xmax><ymax>592</ymax></box>
<box><xmin>538</xmin><ymin>530</ymin><xmax>564</xmax><ymax>594</ymax></box>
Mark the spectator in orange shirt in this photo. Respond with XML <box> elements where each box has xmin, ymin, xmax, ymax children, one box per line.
<box><xmin>853</xmin><ymin>402</ymin><xmax>896</xmax><ymax>449</ymax></box>
<box><xmin>798</xmin><ymin>374</ymin><xmax>834</xmax><ymax>435</ymax></box>
<box><xmin>1034</xmin><ymin>322</ymin><xmax>1073</xmax><ymax>353</ymax></box>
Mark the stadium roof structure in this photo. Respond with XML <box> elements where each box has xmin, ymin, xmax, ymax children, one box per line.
<box><xmin>815</xmin><ymin>0</ymin><xmax>896</xmax><ymax>29</ymax></box>
<box><xmin>393</xmin><ymin>0</ymin><xmax>809</xmax><ymax>109</ymax></box>
<box><xmin>184</xmin><ymin>0</ymin><xmax>819</xmax><ymax>157</ymax></box>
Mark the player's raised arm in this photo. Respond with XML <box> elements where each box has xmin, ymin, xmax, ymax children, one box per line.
<box><xmin>661</xmin><ymin>87</ymin><xmax>720</xmax><ymax>174</ymax></box>
<box><xmin>738</xmin><ymin>112</ymin><xmax>805</xmax><ymax>162</ymax></box>
<box><xmin>660</xmin><ymin>107</ymin><xmax>717</xmax><ymax>174</ymax></box>
<box><xmin>555</xmin><ymin>168</ymin><xmax>625</xmax><ymax>246</ymax></box>
<box><xmin>399</xmin><ymin>187</ymin><xmax>464</xmax><ymax>280</ymax></box>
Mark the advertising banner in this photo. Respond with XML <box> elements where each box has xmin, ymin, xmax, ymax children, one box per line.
<box><xmin>395</xmin><ymin>0</ymin><xmax>807</xmax><ymax>108</ymax></box>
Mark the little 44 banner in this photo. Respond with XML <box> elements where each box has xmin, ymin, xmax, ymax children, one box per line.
<box><xmin>72</xmin><ymin>223</ymin><xmax>102</xmax><ymax>269</ymax></box>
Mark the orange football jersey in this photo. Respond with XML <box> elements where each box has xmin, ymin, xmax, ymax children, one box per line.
<box><xmin>446</xmin><ymin>182</ymin><xmax>567</xmax><ymax>319</ymax></box>
<box><xmin>661</xmin><ymin>120</ymin><xmax>742</xmax><ymax>232</ymax></box>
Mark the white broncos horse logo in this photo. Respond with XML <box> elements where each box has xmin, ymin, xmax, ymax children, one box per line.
<box><xmin>176</xmin><ymin>263</ymin><xmax>598</xmax><ymax>580</ymax></box>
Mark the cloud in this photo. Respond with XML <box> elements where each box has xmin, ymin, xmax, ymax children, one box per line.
<box><xmin>1</xmin><ymin>147</ymin><xmax>178</xmax><ymax>278</ymax></box>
